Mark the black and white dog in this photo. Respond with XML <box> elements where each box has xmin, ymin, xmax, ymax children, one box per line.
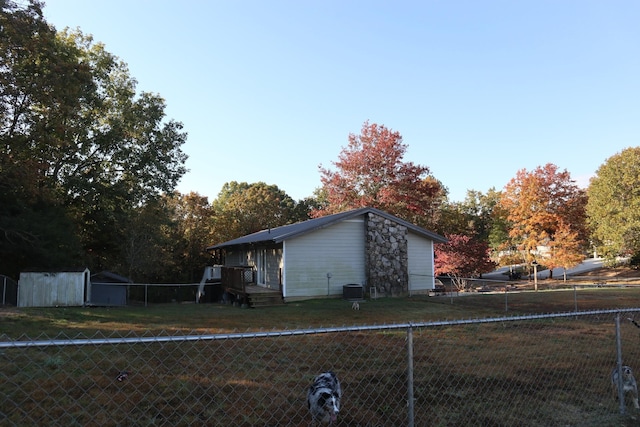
<box><xmin>611</xmin><ymin>365</ymin><xmax>640</xmax><ymax>410</ymax></box>
<box><xmin>307</xmin><ymin>371</ymin><xmax>342</xmax><ymax>425</ymax></box>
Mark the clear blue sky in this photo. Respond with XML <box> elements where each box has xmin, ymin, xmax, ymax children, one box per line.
<box><xmin>42</xmin><ymin>0</ymin><xmax>640</xmax><ymax>203</ymax></box>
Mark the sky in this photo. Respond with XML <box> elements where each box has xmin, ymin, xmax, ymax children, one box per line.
<box><xmin>41</xmin><ymin>0</ymin><xmax>640</xmax><ymax>203</ymax></box>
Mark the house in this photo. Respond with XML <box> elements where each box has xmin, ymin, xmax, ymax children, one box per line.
<box><xmin>90</xmin><ymin>271</ymin><xmax>130</xmax><ymax>306</ymax></box>
<box><xmin>205</xmin><ymin>207</ymin><xmax>447</xmax><ymax>303</ymax></box>
<box><xmin>18</xmin><ymin>268</ymin><xmax>91</xmax><ymax>307</ymax></box>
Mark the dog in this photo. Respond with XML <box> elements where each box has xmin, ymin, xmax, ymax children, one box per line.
<box><xmin>351</xmin><ymin>301</ymin><xmax>360</xmax><ymax>310</ymax></box>
<box><xmin>307</xmin><ymin>371</ymin><xmax>342</xmax><ymax>425</ymax></box>
<box><xmin>611</xmin><ymin>365</ymin><xmax>640</xmax><ymax>409</ymax></box>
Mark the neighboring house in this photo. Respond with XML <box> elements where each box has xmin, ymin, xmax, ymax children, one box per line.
<box><xmin>205</xmin><ymin>207</ymin><xmax>447</xmax><ymax>302</ymax></box>
<box><xmin>18</xmin><ymin>268</ymin><xmax>91</xmax><ymax>307</ymax></box>
<box><xmin>91</xmin><ymin>271</ymin><xmax>130</xmax><ymax>306</ymax></box>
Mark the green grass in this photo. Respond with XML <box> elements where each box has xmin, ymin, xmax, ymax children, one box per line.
<box><xmin>3</xmin><ymin>288</ymin><xmax>640</xmax><ymax>426</ymax></box>
<box><xmin>3</xmin><ymin>287</ymin><xmax>640</xmax><ymax>338</ymax></box>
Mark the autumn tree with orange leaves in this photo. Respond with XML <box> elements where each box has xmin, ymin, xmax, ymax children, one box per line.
<box><xmin>314</xmin><ymin>121</ymin><xmax>446</xmax><ymax>230</ymax></box>
<box><xmin>549</xmin><ymin>221</ymin><xmax>585</xmax><ymax>281</ymax></box>
<box><xmin>499</xmin><ymin>163</ymin><xmax>587</xmax><ymax>279</ymax></box>
<box><xmin>435</xmin><ymin>234</ymin><xmax>496</xmax><ymax>291</ymax></box>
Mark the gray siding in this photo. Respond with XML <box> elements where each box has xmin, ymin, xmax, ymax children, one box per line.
<box><xmin>91</xmin><ymin>284</ymin><xmax>127</xmax><ymax>306</ymax></box>
<box><xmin>225</xmin><ymin>250</ymin><xmax>248</xmax><ymax>266</ymax></box>
<box><xmin>407</xmin><ymin>232</ymin><xmax>435</xmax><ymax>294</ymax></box>
<box><xmin>283</xmin><ymin>219</ymin><xmax>366</xmax><ymax>299</ymax></box>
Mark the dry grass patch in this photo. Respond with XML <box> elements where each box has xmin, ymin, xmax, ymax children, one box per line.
<box><xmin>3</xmin><ymin>288</ymin><xmax>640</xmax><ymax>425</ymax></box>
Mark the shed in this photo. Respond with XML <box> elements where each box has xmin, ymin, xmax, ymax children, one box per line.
<box><xmin>18</xmin><ymin>268</ymin><xmax>91</xmax><ymax>307</ymax></box>
<box><xmin>0</xmin><ymin>275</ymin><xmax>18</xmax><ymax>306</ymax></box>
<box><xmin>90</xmin><ymin>271</ymin><xmax>129</xmax><ymax>306</ymax></box>
<box><xmin>206</xmin><ymin>207</ymin><xmax>447</xmax><ymax>302</ymax></box>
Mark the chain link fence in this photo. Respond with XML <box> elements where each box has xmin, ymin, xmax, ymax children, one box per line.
<box><xmin>2</xmin><ymin>308</ymin><xmax>640</xmax><ymax>426</ymax></box>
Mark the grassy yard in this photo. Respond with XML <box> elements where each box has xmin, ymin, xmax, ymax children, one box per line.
<box><xmin>3</xmin><ymin>287</ymin><xmax>640</xmax><ymax>426</ymax></box>
<box><xmin>2</xmin><ymin>285</ymin><xmax>640</xmax><ymax>337</ymax></box>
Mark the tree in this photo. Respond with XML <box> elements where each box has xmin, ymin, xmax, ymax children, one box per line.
<box><xmin>438</xmin><ymin>188</ymin><xmax>504</xmax><ymax>242</ymax></box>
<box><xmin>315</xmin><ymin>121</ymin><xmax>446</xmax><ymax>229</ymax></box>
<box><xmin>118</xmin><ymin>192</ymin><xmax>212</xmax><ymax>284</ymax></box>
<box><xmin>210</xmin><ymin>182</ymin><xmax>308</xmax><ymax>244</ymax></box>
<box><xmin>434</xmin><ymin>234</ymin><xmax>497</xmax><ymax>291</ymax></box>
<box><xmin>500</xmin><ymin>163</ymin><xmax>587</xmax><ymax>278</ymax></box>
<box><xmin>586</xmin><ymin>147</ymin><xmax>640</xmax><ymax>264</ymax></box>
<box><xmin>66</xmin><ymin>31</ymin><xmax>188</xmax><ymax>269</ymax></box>
<box><xmin>0</xmin><ymin>0</ymin><xmax>86</xmax><ymax>276</ymax></box>
<box><xmin>0</xmin><ymin>1</ymin><xmax>188</xmax><ymax>275</ymax></box>
<box><xmin>550</xmin><ymin>221</ymin><xmax>585</xmax><ymax>281</ymax></box>
<box><xmin>169</xmin><ymin>192</ymin><xmax>214</xmax><ymax>282</ymax></box>
<box><xmin>119</xmin><ymin>197</ymin><xmax>175</xmax><ymax>283</ymax></box>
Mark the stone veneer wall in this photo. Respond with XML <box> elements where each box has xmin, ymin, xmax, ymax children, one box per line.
<box><xmin>366</xmin><ymin>212</ymin><xmax>409</xmax><ymax>296</ymax></box>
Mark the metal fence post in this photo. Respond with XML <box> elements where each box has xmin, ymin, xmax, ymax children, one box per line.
<box><xmin>407</xmin><ymin>324</ymin><xmax>414</xmax><ymax>427</ymax></box>
<box><xmin>5</xmin><ymin>308</ymin><xmax>640</xmax><ymax>424</ymax></box>
<box><xmin>504</xmin><ymin>286</ymin><xmax>508</xmax><ymax>312</ymax></box>
<box><xmin>615</xmin><ymin>313</ymin><xmax>625</xmax><ymax>415</ymax></box>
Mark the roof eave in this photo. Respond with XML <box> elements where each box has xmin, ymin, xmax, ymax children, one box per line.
<box><xmin>206</xmin><ymin>206</ymin><xmax>448</xmax><ymax>249</ymax></box>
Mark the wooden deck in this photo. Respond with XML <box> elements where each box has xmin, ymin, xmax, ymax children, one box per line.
<box><xmin>220</xmin><ymin>266</ymin><xmax>284</xmax><ymax>308</ymax></box>
<box><xmin>225</xmin><ymin>284</ymin><xmax>284</xmax><ymax>308</ymax></box>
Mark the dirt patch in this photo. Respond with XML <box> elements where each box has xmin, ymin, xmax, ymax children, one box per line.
<box><xmin>0</xmin><ymin>307</ymin><xmax>23</xmax><ymax>318</ymax></box>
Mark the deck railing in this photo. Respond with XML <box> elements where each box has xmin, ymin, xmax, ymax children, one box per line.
<box><xmin>221</xmin><ymin>266</ymin><xmax>255</xmax><ymax>294</ymax></box>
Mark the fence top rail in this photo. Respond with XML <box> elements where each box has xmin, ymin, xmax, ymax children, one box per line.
<box><xmin>2</xmin><ymin>307</ymin><xmax>639</xmax><ymax>349</ymax></box>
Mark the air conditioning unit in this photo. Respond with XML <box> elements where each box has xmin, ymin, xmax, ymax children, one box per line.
<box><xmin>343</xmin><ymin>284</ymin><xmax>364</xmax><ymax>300</ymax></box>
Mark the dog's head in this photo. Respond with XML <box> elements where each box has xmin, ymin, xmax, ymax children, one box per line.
<box><xmin>317</xmin><ymin>390</ymin><xmax>340</xmax><ymax>423</ymax></box>
<box><xmin>308</xmin><ymin>372</ymin><xmax>341</xmax><ymax>424</ymax></box>
<box><xmin>623</xmin><ymin>366</ymin><xmax>635</xmax><ymax>380</ymax></box>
